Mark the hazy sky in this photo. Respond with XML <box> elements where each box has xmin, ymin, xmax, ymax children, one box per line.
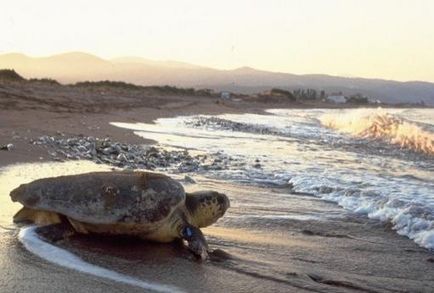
<box><xmin>2</xmin><ymin>0</ymin><xmax>434</xmax><ymax>81</ymax></box>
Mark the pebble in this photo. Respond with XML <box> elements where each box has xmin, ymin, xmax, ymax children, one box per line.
<box><xmin>185</xmin><ymin>116</ymin><xmax>281</xmax><ymax>135</ymax></box>
<box><xmin>0</xmin><ymin>143</ymin><xmax>14</xmax><ymax>151</ymax></box>
<box><xmin>32</xmin><ymin>135</ymin><xmax>229</xmax><ymax>172</ymax></box>
<box><xmin>117</xmin><ymin>153</ymin><xmax>128</xmax><ymax>162</ymax></box>
<box><xmin>184</xmin><ymin>175</ymin><xmax>196</xmax><ymax>184</ymax></box>
<box><xmin>32</xmin><ymin>133</ymin><xmax>243</xmax><ymax>174</ymax></box>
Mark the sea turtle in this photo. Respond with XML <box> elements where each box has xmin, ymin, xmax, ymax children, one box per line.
<box><xmin>10</xmin><ymin>171</ymin><xmax>230</xmax><ymax>260</ymax></box>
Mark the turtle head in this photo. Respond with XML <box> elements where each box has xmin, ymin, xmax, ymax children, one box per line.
<box><xmin>185</xmin><ymin>191</ymin><xmax>230</xmax><ymax>228</ymax></box>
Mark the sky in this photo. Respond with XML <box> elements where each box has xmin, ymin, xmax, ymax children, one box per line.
<box><xmin>2</xmin><ymin>0</ymin><xmax>434</xmax><ymax>82</ymax></box>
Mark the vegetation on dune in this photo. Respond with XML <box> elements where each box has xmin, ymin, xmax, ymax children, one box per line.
<box><xmin>146</xmin><ymin>85</ymin><xmax>196</xmax><ymax>95</ymax></box>
<box><xmin>0</xmin><ymin>69</ymin><xmax>59</xmax><ymax>85</ymax></box>
<box><xmin>0</xmin><ymin>69</ymin><xmax>25</xmax><ymax>81</ymax></box>
<box><xmin>74</xmin><ymin>80</ymin><xmax>142</xmax><ymax>90</ymax></box>
<box><xmin>0</xmin><ymin>71</ymin><xmax>213</xmax><ymax>97</ymax></box>
<box><xmin>73</xmin><ymin>80</ymin><xmax>213</xmax><ymax>96</ymax></box>
<box><xmin>29</xmin><ymin>78</ymin><xmax>60</xmax><ymax>85</ymax></box>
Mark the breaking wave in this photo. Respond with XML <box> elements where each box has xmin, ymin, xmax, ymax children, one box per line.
<box><xmin>320</xmin><ymin>109</ymin><xmax>434</xmax><ymax>155</ymax></box>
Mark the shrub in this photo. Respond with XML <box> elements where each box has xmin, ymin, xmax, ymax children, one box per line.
<box><xmin>270</xmin><ymin>88</ymin><xmax>296</xmax><ymax>101</ymax></box>
<box><xmin>29</xmin><ymin>78</ymin><xmax>60</xmax><ymax>85</ymax></box>
<box><xmin>0</xmin><ymin>69</ymin><xmax>25</xmax><ymax>81</ymax></box>
<box><xmin>74</xmin><ymin>80</ymin><xmax>141</xmax><ymax>90</ymax></box>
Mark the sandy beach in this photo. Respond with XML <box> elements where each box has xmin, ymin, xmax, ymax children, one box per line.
<box><xmin>1</xmin><ymin>80</ymin><xmax>434</xmax><ymax>293</ymax></box>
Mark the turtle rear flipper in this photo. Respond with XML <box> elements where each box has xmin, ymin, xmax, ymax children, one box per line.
<box><xmin>13</xmin><ymin>207</ymin><xmax>62</xmax><ymax>225</ymax></box>
<box><xmin>35</xmin><ymin>222</ymin><xmax>75</xmax><ymax>243</ymax></box>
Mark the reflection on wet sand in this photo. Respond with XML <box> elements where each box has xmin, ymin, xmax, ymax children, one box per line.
<box><xmin>204</xmin><ymin>226</ymin><xmax>318</xmax><ymax>248</ymax></box>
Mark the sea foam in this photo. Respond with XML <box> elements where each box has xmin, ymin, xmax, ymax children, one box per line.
<box><xmin>18</xmin><ymin>227</ymin><xmax>183</xmax><ymax>293</ymax></box>
<box><xmin>319</xmin><ymin>109</ymin><xmax>434</xmax><ymax>155</ymax></box>
<box><xmin>289</xmin><ymin>176</ymin><xmax>434</xmax><ymax>250</ymax></box>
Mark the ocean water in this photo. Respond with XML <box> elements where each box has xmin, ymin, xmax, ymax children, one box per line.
<box><xmin>113</xmin><ymin>108</ymin><xmax>434</xmax><ymax>250</ymax></box>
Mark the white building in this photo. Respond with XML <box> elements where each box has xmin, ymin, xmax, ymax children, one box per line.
<box><xmin>326</xmin><ymin>95</ymin><xmax>347</xmax><ymax>103</ymax></box>
<box><xmin>220</xmin><ymin>91</ymin><xmax>231</xmax><ymax>99</ymax></box>
<box><xmin>368</xmin><ymin>98</ymin><xmax>382</xmax><ymax>104</ymax></box>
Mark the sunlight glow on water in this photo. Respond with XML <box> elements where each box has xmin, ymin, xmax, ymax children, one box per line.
<box><xmin>320</xmin><ymin>108</ymin><xmax>434</xmax><ymax>155</ymax></box>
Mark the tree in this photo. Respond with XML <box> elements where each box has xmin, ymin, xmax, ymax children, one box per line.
<box><xmin>270</xmin><ymin>88</ymin><xmax>296</xmax><ymax>101</ymax></box>
<box><xmin>346</xmin><ymin>93</ymin><xmax>369</xmax><ymax>104</ymax></box>
<box><xmin>320</xmin><ymin>90</ymin><xmax>326</xmax><ymax>99</ymax></box>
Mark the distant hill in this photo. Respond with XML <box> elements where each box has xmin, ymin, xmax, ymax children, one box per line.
<box><xmin>1</xmin><ymin>52</ymin><xmax>434</xmax><ymax>105</ymax></box>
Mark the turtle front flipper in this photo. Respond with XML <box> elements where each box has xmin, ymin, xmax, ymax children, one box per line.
<box><xmin>181</xmin><ymin>225</ymin><xmax>209</xmax><ymax>260</ymax></box>
<box><xmin>13</xmin><ymin>207</ymin><xmax>62</xmax><ymax>226</ymax></box>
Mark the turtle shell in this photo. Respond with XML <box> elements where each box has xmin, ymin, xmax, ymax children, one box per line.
<box><xmin>10</xmin><ymin>171</ymin><xmax>186</xmax><ymax>225</ymax></box>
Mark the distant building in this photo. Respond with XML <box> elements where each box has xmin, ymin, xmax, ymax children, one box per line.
<box><xmin>220</xmin><ymin>91</ymin><xmax>231</xmax><ymax>99</ymax></box>
<box><xmin>326</xmin><ymin>95</ymin><xmax>347</xmax><ymax>103</ymax></box>
<box><xmin>368</xmin><ymin>98</ymin><xmax>382</xmax><ymax>104</ymax></box>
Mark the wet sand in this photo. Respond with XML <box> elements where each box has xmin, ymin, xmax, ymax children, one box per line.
<box><xmin>1</xmin><ymin>162</ymin><xmax>434</xmax><ymax>292</ymax></box>
<box><xmin>1</xmin><ymin>82</ymin><xmax>434</xmax><ymax>292</ymax></box>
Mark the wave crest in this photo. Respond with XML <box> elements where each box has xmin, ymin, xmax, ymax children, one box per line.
<box><xmin>320</xmin><ymin>109</ymin><xmax>434</xmax><ymax>155</ymax></box>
